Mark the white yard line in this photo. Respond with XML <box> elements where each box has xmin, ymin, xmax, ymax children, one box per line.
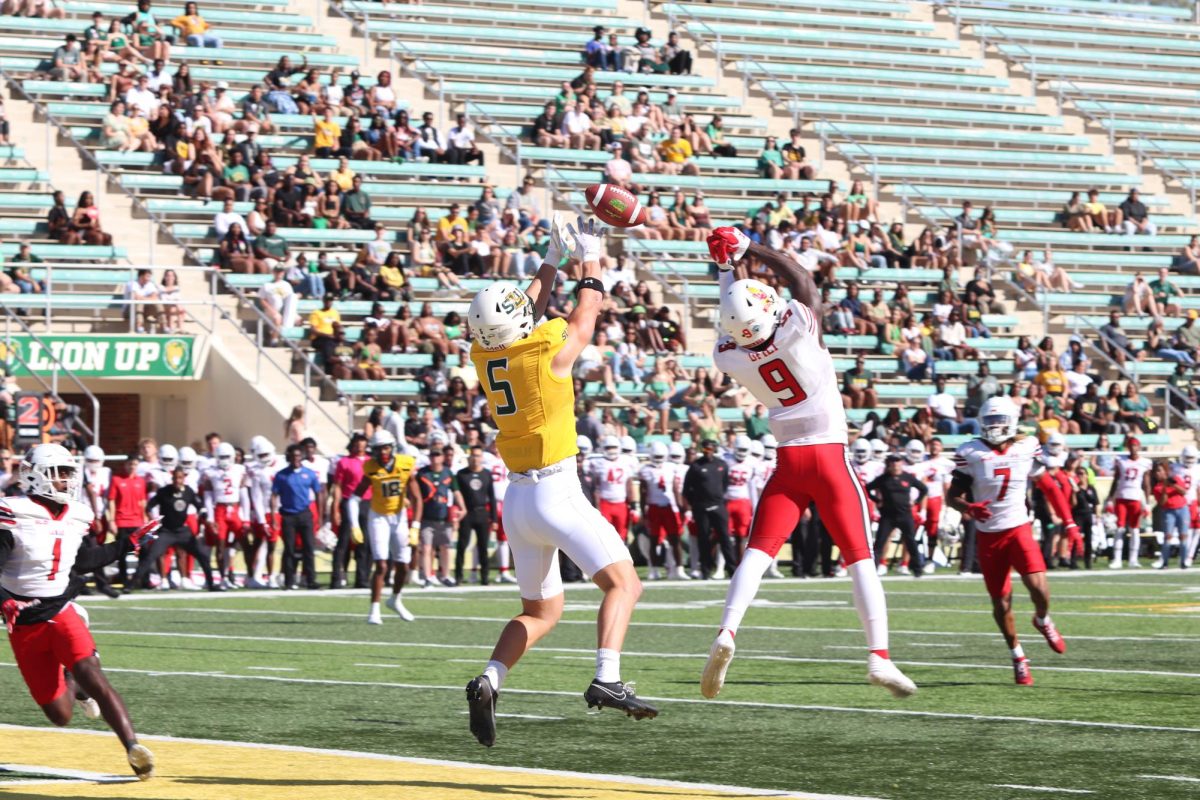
<box><xmin>1137</xmin><ymin>775</ymin><xmax>1200</xmax><ymax>784</ymax></box>
<box><xmin>243</xmin><ymin>666</ymin><xmax>298</xmax><ymax>672</ymax></box>
<box><xmin>3</xmin><ymin>663</ymin><xmax>1194</xmax><ymax>735</ymax></box>
<box><xmin>456</xmin><ymin>711</ymin><xmax>566</xmax><ymax>721</ymax></box>
<box><xmin>989</xmin><ymin>784</ymin><xmax>1094</xmax><ymax>794</ymax></box>
<box><xmin>0</xmin><ymin>763</ymin><xmax>137</xmax><ymax>784</ymax></box>
<box><xmin>905</xmin><ymin>643</ymin><xmax>962</xmax><ymax>648</ymax></box>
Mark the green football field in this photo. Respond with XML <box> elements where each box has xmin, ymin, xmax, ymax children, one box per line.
<box><xmin>2</xmin><ymin>569</ymin><xmax>1198</xmax><ymax>800</ymax></box>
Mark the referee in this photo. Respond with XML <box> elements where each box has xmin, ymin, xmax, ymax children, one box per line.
<box><xmin>866</xmin><ymin>455</ymin><xmax>928</xmax><ymax>577</ymax></box>
<box><xmin>271</xmin><ymin>444</ymin><xmax>326</xmax><ymax>590</ymax></box>
<box><xmin>133</xmin><ymin>468</ymin><xmax>216</xmax><ymax>591</ymax></box>
<box><xmin>683</xmin><ymin>439</ymin><xmax>735</xmax><ymax>579</ymax></box>
<box><xmin>454</xmin><ymin>446</ymin><xmax>496</xmax><ymax>586</ymax></box>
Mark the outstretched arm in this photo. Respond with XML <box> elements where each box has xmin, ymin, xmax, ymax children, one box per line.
<box><xmin>525</xmin><ymin>213</ymin><xmax>570</xmax><ymax>320</ymax></box>
<box><xmin>707</xmin><ymin>227</ymin><xmax>819</xmax><ymax>314</ymax></box>
<box><xmin>551</xmin><ymin>216</ymin><xmax>608</xmax><ymax>378</ymax></box>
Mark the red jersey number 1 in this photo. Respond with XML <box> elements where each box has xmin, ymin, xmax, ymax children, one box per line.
<box><xmin>47</xmin><ymin>538</ymin><xmax>63</xmax><ymax>581</ymax></box>
<box><xmin>758</xmin><ymin>359</ymin><xmax>808</xmax><ymax>407</ymax></box>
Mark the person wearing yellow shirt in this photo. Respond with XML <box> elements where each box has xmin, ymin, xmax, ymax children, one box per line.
<box><xmin>328</xmin><ymin>155</ymin><xmax>356</xmax><ymax>192</ymax></box>
<box><xmin>1084</xmin><ymin>187</ymin><xmax>1122</xmax><ymax>233</ymax></box>
<box><xmin>464</xmin><ymin>214</ymin><xmax>657</xmax><ymax>749</ymax></box>
<box><xmin>347</xmin><ymin>429</ymin><xmax>422</xmax><ymax>624</ymax></box>
<box><xmin>436</xmin><ymin>203</ymin><xmax>469</xmax><ymax>244</ymax></box>
<box><xmin>313</xmin><ymin>108</ymin><xmax>342</xmax><ymax>158</ymax></box>
<box><xmin>171</xmin><ymin>2</ymin><xmax>221</xmax><ymax>48</ymax></box>
<box><xmin>656</xmin><ymin>124</ymin><xmax>698</xmax><ymax>176</ymax></box>
<box><xmin>307</xmin><ymin>293</ymin><xmax>341</xmax><ymax>366</ymax></box>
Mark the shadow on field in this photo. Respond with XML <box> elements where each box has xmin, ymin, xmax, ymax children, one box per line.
<box><xmin>173</xmin><ymin>776</ymin><xmax>764</xmax><ymax>797</ymax></box>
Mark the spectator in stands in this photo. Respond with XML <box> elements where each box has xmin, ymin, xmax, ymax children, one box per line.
<box><xmin>1119</xmin><ymin>189</ymin><xmax>1156</xmax><ymax>237</ymax></box>
<box><xmin>900</xmin><ymin>336</ymin><xmax>930</xmax><ymax>381</ymax></box>
<box><xmin>1149</xmin><ymin>267</ymin><xmax>1182</xmax><ymax>317</ymax></box>
<box><xmin>1177</xmin><ymin>309</ymin><xmax>1200</xmax><ymax>356</ymax></box>
<box><xmin>506</xmin><ymin>175</ymin><xmax>546</xmax><ymax>230</ymax></box>
<box><xmin>46</xmin><ymin>190</ymin><xmax>79</xmax><ymax>245</ymax></box>
<box><xmin>585</xmin><ymin>25</ymin><xmax>617</xmax><ymax>71</ymax></box>
<box><xmin>69</xmin><ymin>191</ymin><xmax>112</xmax><ymax>246</ymax></box>
<box><xmin>239</xmin><ymin>86</ymin><xmax>272</xmax><ymax>134</ymax></box>
<box><xmin>1062</xmin><ymin>191</ymin><xmax>1093</xmax><ymax>232</ymax></box>
<box><xmin>756</xmin><ymin>135</ymin><xmax>787</xmax><ymax>180</ymax></box>
<box><xmin>656</xmin><ymin>125</ymin><xmax>697</xmax><ymax>175</ymax></box>
<box><xmin>171</xmin><ymin>2</ymin><xmax>220</xmax><ymax>47</ymax></box>
<box><xmin>342</xmin><ymin>175</ymin><xmax>374</xmax><ymax>229</ymax></box>
<box><xmin>124</xmin><ymin>268</ymin><xmax>160</xmax><ymax>332</ymax></box>
<box><xmin>7</xmin><ymin>246</ymin><xmax>42</xmax><ymax>296</ymax></box>
<box><xmin>312</xmin><ymin>108</ymin><xmax>341</xmax><ymax>158</ymax></box>
<box><xmin>1099</xmin><ymin>310</ymin><xmax>1135</xmax><ymax>366</ymax></box>
<box><xmin>253</xmin><ymin>220</ymin><xmax>291</xmax><ymax>272</ymax></box>
<box><xmin>1070</xmin><ymin>380</ymin><xmax>1105</xmax><ymax>433</ymax></box>
<box><xmin>101</xmin><ymin>100</ymin><xmax>134</xmax><ymax>151</ymax></box>
<box><xmin>212</xmin><ymin>197</ymin><xmax>246</xmax><ymax>240</ymax></box>
<box><xmin>1085</xmin><ymin>188</ymin><xmax>1121</xmax><ymax>233</ymax></box>
<box><xmin>414</xmin><ymin>302</ymin><xmax>451</xmax><ymax>355</ymax></box>
<box><xmin>415</xmin><ymin>111</ymin><xmax>448</xmax><ymax>162</ymax></box>
<box><xmin>658</xmin><ymin>30</ymin><xmax>692</xmax><ymax>74</ymax></box>
<box><xmin>1168</xmin><ymin>362</ymin><xmax>1199</xmax><ymax>411</ymax></box>
<box><xmin>1123</xmin><ymin>272</ymin><xmax>1159</xmax><ymax>318</ymax></box>
<box><xmin>562</xmin><ymin>101</ymin><xmax>599</xmax><ymax>150</ymax></box>
<box><xmin>217</xmin><ymin>223</ymin><xmax>255</xmax><ymax>272</ymax></box>
<box><xmin>5</xmin><ymin>0</ymin><xmax>64</xmax><ymax>17</ymax></box>
<box><xmin>156</xmin><ymin>269</ymin><xmax>182</xmax><ymax>332</ymax></box>
<box><xmin>532</xmin><ymin>102</ymin><xmax>566</xmax><ymax>148</ymax></box>
<box><xmin>937</xmin><ymin>309</ymin><xmax>975</xmax><ymax>361</ymax></box>
<box><xmin>368</xmin><ymin>70</ymin><xmax>398</xmax><ymax>116</ymax></box>
<box><xmin>307</xmin><ymin>293</ymin><xmax>340</xmax><ymax>366</ymax></box>
<box><xmin>389</xmin><ymin>109</ymin><xmax>417</xmax><ymax>159</ymax></box>
<box><xmin>927</xmin><ymin>376</ymin><xmax>980</xmax><ymax>435</ymax></box>
<box><xmin>447</xmin><ymin>114</ymin><xmax>483</xmax><ymax>167</ymax></box>
<box><xmin>841</xmin><ymin>355</ymin><xmax>878</xmax><ymax>409</ymax></box>
<box><xmin>1145</xmin><ymin>318</ymin><xmax>1194</xmax><ymax>366</ymax></box>
<box><xmin>48</xmin><ymin>33</ymin><xmax>86</xmax><ymax>82</ymax></box>
<box><xmin>1176</xmin><ymin>235</ymin><xmax>1200</xmax><ymax>275</ymax></box>
<box><xmin>1118</xmin><ymin>382</ymin><xmax>1154</xmax><ymax>433</ymax></box>
<box><xmin>678</xmin><ymin>114</ymin><xmax>711</xmax><ymax>156</ymax></box>
<box><xmin>221</xmin><ymin>150</ymin><xmax>252</xmax><ymax>201</ymax></box>
<box><xmin>264</xmin><ymin>55</ymin><xmax>307</xmax><ymax>114</ymax></box>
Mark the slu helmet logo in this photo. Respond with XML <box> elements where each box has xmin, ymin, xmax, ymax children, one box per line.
<box><xmin>163</xmin><ymin>339</ymin><xmax>189</xmax><ymax>375</ymax></box>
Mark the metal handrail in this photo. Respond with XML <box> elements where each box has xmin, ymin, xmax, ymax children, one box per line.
<box><xmin>1</xmin><ymin>69</ymin><xmax>351</xmax><ymax>439</ymax></box>
<box><xmin>2</xmin><ymin>308</ymin><xmax>101</xmax><ymax>443</ymax></box>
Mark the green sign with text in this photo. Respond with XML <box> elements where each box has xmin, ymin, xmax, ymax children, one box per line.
<box><xmin>0</xmin><ymin>335</ymin><xmax>196</xmax><ymax>378</ymax></box>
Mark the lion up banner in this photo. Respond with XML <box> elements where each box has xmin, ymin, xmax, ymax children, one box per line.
<box><xmin>0</xmin><ymin>335</ymin><xmax>197</xmax><ymax>378</ymax></box>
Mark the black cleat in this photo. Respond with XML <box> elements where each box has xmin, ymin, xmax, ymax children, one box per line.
<box><xmin>465</xmin><ymin>676</ymin><xmax>497</xmax><ymax>747</ymax></box>
<box><xmin>584</xmin><ymin>680</ymin><xmax>659</xmax><ymax>719</ymax></box>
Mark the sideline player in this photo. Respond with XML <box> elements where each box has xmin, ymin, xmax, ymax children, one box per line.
<box><xmin>1033</xmin><ymin>432</ymin><xmax>1080</xmax><ymax>568</ymax></box>
<box><xmin>699</xmin><ymin>226</ymin><xmax>915</xmax><ymax>699</ymax></box>
<box><xmin>481</xmin><ymin>436</ymin><xmax>517</xmax><ymax>585</ymax></box>
<box><xmin>465</xmin><ymin>216</ymin><xmax>657</xmax><ymax>748</ymax></box>
<box><xmin>724</xmin><ymin>434</ymin><xmax>756</xmax><ymax>561</ymax></box>
<box><xmin>0</xmin><ymin>444</ymin><xmax>158</xmax><ymax>779</ymax></box>
<box><xmin>1171</xmin><ymin>445</ymin><xmax>1199</xmax><ymax>569</ymax></box>
<box><xmin>1103</xmin><ymin>437</ymin><xmax>1152</xmax><ymax>569</ymax></box>
<box><xmin>201</xmin><ymin>441</ymin><xmax>247</xmax><ymax>589</ymax></box>
<box><xmin>640</xmin><ymin>441</ymin><xmax>685</xmax><ymax>580</ymax></box>
<box><xmin>246</xmin><ymin>436</ymin><xmax>283</xmax><ymax>588</ymax></box>
<box><xmin>590</xmin><ymin>436</ymin><xmax>634</xmax><ymax>544</ymax></box>
<box><xmin>348</xmin><ymin>429</ymin><xmax>421</xmax><ymax>624</ymax></box>
<box><xmin>946</xmin><ymin>397</ymin><xmax>1067</xmax><ymax>685</ymax></box>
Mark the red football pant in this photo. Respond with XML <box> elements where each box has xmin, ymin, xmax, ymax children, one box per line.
<box><xmin>923</xmin><ymin>497</ymin><xmax>943</xmax><ymax>535</ymax></box>
<box><xmin>647</xmin><ymin>505</ymin><xmax>681</xmax><ymax>544</ymax></box>
<box><xmin>599</xmin><ymin>500</ymin><xmax>630</xmax><ymax>540</ymax></box>
<box><xmin>726</xmin><ymin>498</ymin><xmax>753</xmax><ymax>538</ymax></box>
<box><xmin>748</xmin><ymin>444</ymin><xmax>873</xmax><ymax>564</ymax></box>
<box><xmin>495</xmin><ymin>501</ymin><xmax>507</xmax><ymax>543</ymax></box>
<box><xmin>214</xmin><ymin>503</ymin><xmax>245</xmax><ymax>544</ymax></box>
<box><xmin>253</xmin><ymin>512</ymin><xmax>281</xmax><ymax>543</ymax></box>
<box><xmin>978</xmin><ymin>523</ymin><xmax>1047</xmax><ymax>599</ymax></box>
<box><xmin>1114</xmin><ymin>498</ymin><xmax>1143</xmax><ymax>529</ymax></box>
<box><xmin>9</xmin><ymin>604</ymin><xmax>96</xmax><ymax>705</ymax></box>
<box><xmin>1036</xmin><ymin>472</ymin><xmax>1077</xmax><ymax>530</ymax></box>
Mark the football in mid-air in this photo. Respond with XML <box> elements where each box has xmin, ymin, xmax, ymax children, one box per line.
<box><xmin>585</xmin><ymin>184</ymin><xmax>647</xmax><ymax>228</ymax></box>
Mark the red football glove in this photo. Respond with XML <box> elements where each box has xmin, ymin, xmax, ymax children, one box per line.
<box><xmin>706</xmin><ymin>227</ymin><xmax>751</xmax><ymax>267</ymax></box>
<box><xmin>128</xmin><ymin>520</ymin><xmax>161</xmax><ymax>553</ymax></box>
<box><xmin>963</xmin><ymin>500</ymin><xmax>993</xmax><ymax>522</ymax></box>
<box><xmin>2</xmin><ymin>598</ymin><xmax>39</xmax><ymax>634</ymax></box>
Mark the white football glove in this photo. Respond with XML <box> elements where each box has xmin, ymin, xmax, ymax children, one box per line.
<box><xmin>565</xmin><ymin>215</ymin><xmax>607</xmax><ymax>263</ymax></box>
<box><xmin>541</xmin><ymin>212</ymin><xmax>574</xmax><ymax>268</ymax></box>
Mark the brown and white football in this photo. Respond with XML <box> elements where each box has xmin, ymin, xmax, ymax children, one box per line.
<box><xmin>584</xmin><ymin>183</ymin><xmax>647</xmax><ymax>228</ymax></box>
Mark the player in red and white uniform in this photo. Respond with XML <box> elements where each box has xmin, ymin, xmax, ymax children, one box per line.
<box><xmin>699</xmin><ymin>226</ymin><xmax>915</xmax><ymax>700</ymax></box>
<box><xmin>0</xmin><ymin>444</ymin><xmax>158</xmax><ymax>780</ymax></box>
<box><xmin>1103</xmin><ymin>437</ymin><xmax>1152</xmax><ymax>569</ymax></box>
<box><xmin>1033</xmin><ymin>432</ymin><xmax>1081</xmax><ymax>568</ymax></box>
<box><xmin>246</xmin><ymin>436</ymin><xmax>284</xmax><ymax>587</ymax></box>
<box><xmin>481</xmin><ymin>438</ymin><xmax>516</xmax><ymax>584</ymax></box>
<box><xmin>589</xmin><ymin>436</ymin><xmax>634</xmax><ymax>543</ymax></box>
<box><xmin>1172</xmin><ymin>445</ymin><xmax>1199</xmax><ymax>569</ymax></box>
<box><xmin>201</xmin><ymin>441</ymin><xmax>247</xmax><ymax>588</ymax></box>
<box><xmin>947</xmin><ymin>397</ymin><xmax>1066</xmax><ymax>686</ymax></box>
<box><xmin>724</xmin><ymin>435</ymin><xmax>756</xmax><ymax>558</ymax></box>
<box><xmin>640</xmin><ymin>441</ymin><xmax>685</xmax><ymax>580</ymax></box>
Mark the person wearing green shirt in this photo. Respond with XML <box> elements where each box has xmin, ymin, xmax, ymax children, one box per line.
<box><xmin>757</xmin><ymin>136</ymin><xmax>785</xmax><ymax>179</ymax></box>
<box><xmin>743</xmin><ymin>404</ymin><xmax>770</xmax><ymax>440</ymax></box>
<box><xmin>1149</xmin><ymin>266</ymin><xmax>1182</xmax><ymax>316</ymax></box>
<box><xmin>252</xmin><ymin>220</ymin><xmax>290</xmax><ymax>268</ymax></box>
<box><xmin>341</xmin><ymin>175</ymin><xmax>374</xmax><ymax>229</ymax></box>
<box><xmin>841</xmin><ymin>355</ymin><xmax>877</xmax><ymax>409</ymax></box>
<box><xmin>222</xmin><ymin>150</ymin><xmax>252</xmax><ymax>201</ymax></box>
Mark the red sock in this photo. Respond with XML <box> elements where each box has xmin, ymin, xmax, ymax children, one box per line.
<box><xmin>870</xmin><ymin>648</ymin><xmax>890</xmax><ymax>660</ymax></box>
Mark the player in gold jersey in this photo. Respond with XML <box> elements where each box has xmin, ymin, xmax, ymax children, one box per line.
<box><xmin>348</xmin><ymin>429</ymin><xmax>422</xmax><ymax>625</ymax></box>
<box><xmin>464</xmin><ymin>215</ymin><xmax>657</xmax><ymax>748</ymax></box>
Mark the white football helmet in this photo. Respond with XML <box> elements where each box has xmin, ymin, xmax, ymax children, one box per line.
<box><xmin>159</xmin><ymin>444</ymin><xmax>179</xmax><ymax>471</ymax></box>
<box><xmin>668</xmin><ymin>442</ymin><xmax>686</xmax><ymax>463</ymax></box>
<box><xmin>370</xmin><ymin>429</ymin><xmax>396</xmax><ymax>452</ymax></box>
<box><xmin>733</xmin><ymin>434</ymin><xmax>751</xmax><ymax>461</ymax></box>
<box><xmin>576</xmin><ymin>434</ymin><xmax>593</xmax><ymax>455</ymax></box>
<box><xmin>1045</xmin><ymin>431</ymin><xmax>1066</xmax><ymax>457</ymax></box>
<box><xmin>215</xmin><ymin>441</ymin><xmax>236</xmax><ymax>469</ymax></box>
<box><xmin>602</xmin><ymin>435</ymin><xmax>620</xmax><ymax>460</ymax></box>
<box><xmin>1182</xmin><ymin>445</ymin><xmax>1199</xmax><ymax>467</ymax></box>
<box><xmin>619</xmin><ymin>435</ymin><xmax>636</xmax><ymax>456</ymax></box>
<box><xmin>179</xmin><ymin>446</ymin><xmax>198</xmax><ymax>470</ymax></box>
<box><xmin>468</xmin><ymin>282</ymin><xmax>535</xmax><ymax>350</ymax></box>
<box><xmin>749</xmin><ymin>440</ymin><xmax>764</xmax><ymax>460</ymax></box>
<box><xmin>719</xmin><ymin>279</ymin><xmax>784</xmax><ymax>348</ymax></box>
<box><xmin>250</xmin><ymin>435</ymin><xmax>276</xmax><ymax>466</ymax></box>
<box><xmin>761</xmin><ymin>433</ymin><xmax>777</xmax><ymax>462</ymax></box>
<box><xmin>649</xmin><ymin>441</ymin><xmax>668</xmax><ymax>464</ymax></box>
<box><xmin>871</xmin><ymin>439</ymin><xmax>889</xmax><ymax>462</ymax></box>
<box><xmin>904</xmin><ymin>440</ymin><xmax>926</xmax><ymax>464</ymax></box>
<box><xmin>83</xmin><ymin>445</ymin><xmax>105</xmax><ymax>465</ymax></box>
<box><xmin>851</xmin><ymin>438</ymin><xmax>872</xmax><ymax>465</ymax></box>
<box><xmin>979</xmin><ymin>396</ymin><xmax>1019</xmax><ymax>446</ymax></box>
<box><xmin>19</xmin><ymin>443</ymin><xmax>80</xmax><ymax>504</ymax></box>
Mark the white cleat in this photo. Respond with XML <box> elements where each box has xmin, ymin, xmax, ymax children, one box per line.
<box><xmin>367</xmin><ymin>610</ymin><xmax>383</xmax><ymax>625</ymax></box>
<box><xmin>833</xmin><ymin>565</ymin><xmax>848</xmax><ymax>578</ymax></box>
<box><xmin>700</xmin><ymin>630</ymin><xmax>736</xmax><ymax>700</ymax></box>
<box><xmin>180</xmin><ymin>577</ymin><xmax>200</xmax><ymax>591</ymax></box>
<box><xmin>1108</xmin><ymin>559</ymin><xmax>1123</xmax><ymax>570</ymax></box>
<box><xmin>1129</xmin><ymin>561</ymin><xmax>1142</xmax><ymax>569</ymax></box>
<box><xmin>497</xmin><ymin>573</ymin><xmax>518</xmax><ymax>584</ymax></box>
<box><xmin>867</xmin><ymin>653</ymin><xmax>918</xmax><ymax>698</ymax></box>
<box><xmin>671</xmin><ymin>567</ymin><xmax>691</xmax><ymax>580</ymax></box>
<box><xmin>876</xmin><ymin>563</ymin><xmax>888</xmax><ymax>577</ymax></box>
<box><xmin>127</xmin><ymin>743</ymin><xmax>155</xmax><ymax>781</ymax></box>
<box><xmin>765</xmin><ymin>564</ymin><xmax>784</xmax><ymax>579</ymax></box>
<box><xmin>75</xmin><ymin>695</ymin><xmax>101</xmax><ymax>719</ymax></box>
<box><xmin>386</xmin><ymin>596</ymin><xmax>415</xmax><ymax>621</ymax></box>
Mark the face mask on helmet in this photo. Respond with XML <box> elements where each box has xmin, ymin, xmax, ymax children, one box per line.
<box><xmin>159</xmin><ymin>445</ymin><xmax>178</xmax><ymax>470</ymax></box>
<box><xmin>604</xmin><ymin>447</ymin><xmax>620</xmax><ymax>460</ymax></box>
<box><xmin>720</xmin><ymin>279</ymin><xmax>783</xmax><ymax>349</ymax></box>
<box><xmin>469</xmin><ymin>283</ymin><xmax>535</xmax><ymax>351</ymax></box>
<box><xmin>851</xmin><ymin>441</ymin><xmax>871</xmax><ymax>465</ymax></box>
<box><xmin>1045</xmin><ymin>438</ymin><xmax>1064</xmax><ymax>457</ymax></box>
<box><xmin>216</xmin><ymin>443</ymin><xmax>235</xmax><ymax>469</ymax></box>
<box><xmin>904</xmin><ymin>443</ymin><xmax>925</xmax><ymax>464</ymax></box>
<box><xmin>1183</xmin><ymin>446</ymin><xmax>1199</xmax><ymax>467</ymax></box>
<box><xmin>981</xmin><ymin>414</ymin><xmax>1017</xmax><ymax>446</ymax></box>
<box><xmin>19</xmin><ymin>445</ymin><xmax>80</xmax><ymax>504</ymax></box>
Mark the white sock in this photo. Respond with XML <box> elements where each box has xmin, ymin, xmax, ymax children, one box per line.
<box><xmin>1011</xmin><ymin>645</ymin><xmax>1025</xmax><ymax>660</ymax></box>
<box><xmin>848</xmin><ymin>558</ymin><xmax>889</xmax><ymax>652</ymax></box>
<box><xmin>1113</xmin><ymin>532</ymin><xmax>1124</xmax><ymax>562</ymax></box>
<box><xmin>665</xmin><ymin>546</ymin><xmax>677</xmax><ymax>571</ymax></box>
<box><xmin>1036</xmin><ymin>615</ymin><xmax>1050</xmax><ymax>627</ymax></box>
<box><xmin>595</xmin><ymin>648</ymin><xmax>620</xmax><ymax>683</ymax></box>
<box><xmin>637</xmin><ymin>534</ymin><xmax>652</xmax><ymax>567</ymax></box>
<box><xmin>369</xmin><ymin>601</ymin><xmax>380</xmax><ymax>616</ymax></box>
<box><xmin>253</xmin><ymin>543</ymin><xmax>267</xmax><ymax>579</ymax></box>
<box><xmin>1129</xmin><ymin>530</ymin><xmax>1141</xmax><ymax>563</ymax></box>
<box><xmin>719</xmin><ymin>548</ymin><xmax>773</xmax><ymax>633</ymax></box>
<box><xmin>688</xmin><ymin>534</ymin><xmax>700</xmax><ymax>572</ymax></box>
<box><xmin>483</xmin><ymin>659</ymin><xmax>508</xmax><ymax>691</ymax></box>
<box><xmin>497</xmin><ymin>543</ymin><xmax>510</xmax><ymax>571</ymax></box>
<box><xmin>1185</xmin><ymin>530</ymin><xmax>1198</xmax><ymax>562</ymax></box>
<box><xmin>715</xmin><ymin>550</ymin><xmax>726</xmax><ymax>576</ymax></box>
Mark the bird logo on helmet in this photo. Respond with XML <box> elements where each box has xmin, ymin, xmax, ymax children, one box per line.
<box><xmin>649</xmin><ymin>441</ymin><xmax>668</xmax><ymax>464</ymax></box>
<box><xmin>904</xmin><ymin>440</ymin><xmax>926</xmax><ymax>464</ymax></box>
<box><xmin>215</xmin><ymin>441</ymin><xmax>236</xmax><ymax>469</ymax></box>
<box><xmin>602</xmin><ymin>435</ymin><xmax>620</xmax><ymax>460</ymax></box>
<box><xmin>18</xmin><ymin>443</ymin><xmax>80</xmax><ymax>504</ymax></box>
<box><xmin>978</xmin><ymin>396</ymin><xmax>1019</xmax><ymax>446</ymax></box>
<box><xmin>720</xmin><ymin>279</ymin><xmax>783</xmax><ymax>349</ymax></box>
<box><xmin>851</xmin><ymin>438</ymin><xmax>872</xmax><ymax>465</ymax></box>
<box><xmin>159</xmin><ymin>444</ymin><xmax>179</xmax><ymax>471</ymax></box>
<box><xmin>468</xmin><ymin>282</ymin><xmax>535</xmax><ymax>351</ymax></box>
<box><xmin>733</xmin><ymin>434</ymin><xmax>751</xmax><ymax>461</ymax></box>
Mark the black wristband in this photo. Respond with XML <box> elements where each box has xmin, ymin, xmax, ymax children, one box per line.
<box><xmin>575</xmin><ymin>277</ymin><xmax>606</xmax><ymax>296</ymax></box>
